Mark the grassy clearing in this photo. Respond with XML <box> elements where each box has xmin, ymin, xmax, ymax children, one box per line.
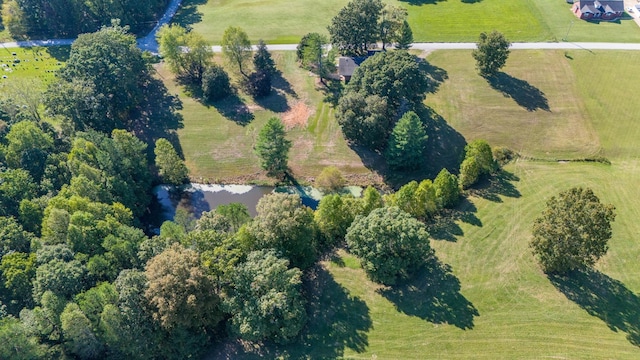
<box><xmin>201</xmin><ymin>49</ymin><xmax>640</xmax><ymax>357</ymax></box>
<box><xmin>179</xmin><ymin>0</ymin><xmax>640</xmax><ymax>44</ymax></box>
<box><xmin>162</xmin><ymin>51</ymin><xmax>372</xmax><ymax>183</ymax></box>
<box><xmin>0</xmin><ymin>46</ymin><xmax>65</xmax><ymax>93</ymax></box>
<box><xmin>424</xmin><ymin>49</ymin><xmax>601</xmax><ymax>160</ymax></box>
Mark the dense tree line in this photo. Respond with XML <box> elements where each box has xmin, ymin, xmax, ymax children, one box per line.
<box><xmin>2</xmin><ymin>0</ymin><xmax>169</xmax><ymax>38</ymax></box>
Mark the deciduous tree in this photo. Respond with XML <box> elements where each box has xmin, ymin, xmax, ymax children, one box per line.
<box><xmin>346</xmin><ymin>206</ymin><xmax>432</xmax><ymax>285</ymax></box>
<box><xmin>221</xmin><ymin>26</ymin><xmax>252</xmax><ymax>77</ymax></box>
<box><xmin>224</xmin><ymin>249</ymin><xmax>306</xmax><ymax>344</ymax></box>
<box><xmin>154</xmin><ymin>138</ymin><xmax>188</xmax><ymax>185</ymax></box>
<box><xmin>472</xmin><ymin>30</ymin><xmax>511</xmax><ymax>78</ymax></box>
<box><xmin>531</xmin><ymin>187</ymin><xmax>616</xmax><ymax>274</ymax></box>
<box><xmin>201</xmin><ymin>64</ymin><xmax>232</xmax><ymax>102</ymax></box>
<box><xmin>328</xmin><ymin>0</ymin><xmax>384</xmax><ymax>56</ymax></box>
<box><xmin>434</xmin><ymin>168</ymin><xmax>460</xmax><ymax>208</ymax></box>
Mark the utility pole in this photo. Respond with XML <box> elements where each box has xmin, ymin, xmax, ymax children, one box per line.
<box><xmin>562</xmin><ymin>20</ymin><xmax>575</xmax><ymax>42</ymax></box>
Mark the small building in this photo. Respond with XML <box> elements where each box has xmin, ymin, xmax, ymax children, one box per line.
<box><xmin>572</xmin><ymin>0</ymin><xmax>624</xmax><ymax>21</ymax></box>
<box><xmin>336</xmin><ymin>51</ymin><xmax>382</xmax><ymax>82</ymax></box>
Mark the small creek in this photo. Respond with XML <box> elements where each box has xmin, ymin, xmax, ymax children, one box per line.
<box><xmin>154</xmin><ymin>183</ymin><xmax>362</xmax><ymax>220</ymax></box>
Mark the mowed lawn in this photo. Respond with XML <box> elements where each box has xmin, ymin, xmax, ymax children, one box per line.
<box><xmin>200</xmin><ymin>50</ymin><xmax>640</xmax><ymax>358</ymax></box>
<box><xmin>161</xmin><ymin>51</ymin><xmax>373</xmax><ymax>183</ymax></box>
<box><xmin>180</xmin><ymin>0</ymin><xmax>640</xmax><ymax>44</ymax></box>
<box><xmin>0</xmin><ymin>46</ymin><xmax>64</xmax><ymax>92</ymax></box>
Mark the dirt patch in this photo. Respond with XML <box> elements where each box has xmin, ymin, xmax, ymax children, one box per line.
<box><xmin>282</xmin><ymin>101</ymin><xmax>312</xmax><ymax>130</ymax></box>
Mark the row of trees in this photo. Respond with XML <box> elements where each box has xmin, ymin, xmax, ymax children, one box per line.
<box><xmin>2</xmin><ymin>0</ymin><xmax>169</xmax><ymax>38</ymax></box>
<box><xmin>158</xmin><ymin>24</ymin><xmax>277</xmax><ymax>102</ymax></box>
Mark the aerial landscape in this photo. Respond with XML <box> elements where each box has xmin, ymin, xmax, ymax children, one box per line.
<box><xmin>0</xmin><ymin>0</ymin><xmax>640</xmax><ymax>359</ymax></box>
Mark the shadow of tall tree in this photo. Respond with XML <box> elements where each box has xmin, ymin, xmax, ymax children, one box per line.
<box><xmin>398</xmin><ymin>0</ymin><xmax>446</xmax><ymax>4</ymax></box>
<box><xmin>254</xmin><ymin>88</ymin><xmax>290</xmax><ymax>113</ymax></box>
<box><xmin>419</xmin><ymin>61</ymin><xmax>448</xmax><ymax>95</ymax></box>
<box><xmin>208</xmin><ymin>94</ymin><xmax>255</xmax><ymax>126</ymax></box>
<box><xmin>271</xmin><ymin>71</ymin><xmax>297</xmax><ymax>98</ymax></box>
<box><xmin>468</xmin><ymin>169</ymin><xmax>521</xmax><ymax>203</ymax></box>
<box><xmin>488</xmin><ymin>72</ymin><xmax>550</xmax><ymax>112</ymax></box>
<box><xmin>549</xmin><ymin>270</ymin><xmax>640</xmax><ymax>346</ymax></box>
<box><xmin>427</xmin><ymin>197</ymin><xmax>482</xmax><ymax>242</ymax></box>
<box><xmin>379</xmin><ymin>257</ymin><xmax>479</xmax><ymax>329</ymax></box>
<box><xmin>172</xmin><ymin>0</ymin><xmax>206</xmax><ymax>30</ymax></box>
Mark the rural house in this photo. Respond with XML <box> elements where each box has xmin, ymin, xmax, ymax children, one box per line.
<box><xmin>337</xmin><ymin>50</ymin><xmax>381</xmax><ymax>81</ymax></box>
<box><xmin>572</xmin><ymin>0</ymin><xmax>624</xmax><ymax>20</ymax></box>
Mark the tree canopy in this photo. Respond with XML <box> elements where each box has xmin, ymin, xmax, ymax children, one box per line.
<box><xmin>254</xmin><ymin>117</ymin><xmax>291</xmax><ymax>177</ymax></box>
<box><xmin>531</xmin><ymin>187</ymin><xmax>616</xmax><ymax>274</ymax></box>
<box><xmin>385</xmin><ymin>111</ymin><xmax>428</xmax><ymax>171</ymax></box>
<box><xmin>328</xmin><ymin>0</ymin><xmax>384</xmax><ymax>56</ymax></box>
<box><xmin>224</xmin><ymin>249</ymin><xmax>306</xmax><ymax>344</ymax></box>
<box><xmin>472</xmin><ymin>30</ymin><xmax>511</xmax><ymax>78</ymax></box>
<box><xmin>346</xmin><ymin>206</ymin><xmax>433</xmax><ymax>285</ymax></box>
<box><xmin>221</xmin><ymin>26</ymin><xmax>252</xmax><ymax>77</ymax></box>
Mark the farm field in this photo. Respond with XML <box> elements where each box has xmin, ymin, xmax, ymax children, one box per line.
<box><xmin>198</xmin><ymin>49</ymin><xmax>640</xmax><ymax>357</ymax></box>
<box><xmin>179</xmin><ymin>0</ymin><xmax>640</xmax><ymax>44</ymax></box>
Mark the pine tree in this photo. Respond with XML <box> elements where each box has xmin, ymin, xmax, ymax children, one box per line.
<box><xmin>385</xmin><ymin>111</ymin><xmax>428</xmax><ymax>171</ymax></box>
<box><xmin>253</xmin><ymin>40</ymin><xmax>276</xmax><ymax>76</ymax></box>
<box><xmin>396</xmin><ymin>20</ymin><xmax>413</xmax><ymax>50</ymax></box>
<box><xmin>254</xmin><ymin>117</ymin><xmax>292</xmax><ymax>177</ymax></box>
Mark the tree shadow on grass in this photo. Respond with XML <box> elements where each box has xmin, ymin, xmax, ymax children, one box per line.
<box><xmin>549</xmin><ymin>269</ymin><xmax>640</xmax><ymax>347</ymax></box>
<box><xmin>253</xmin><ymin>88</ymin><xmax>290</xmax><ymax>113</ymax></box>
<box><xmin>45</xmin><ymin>46</ymin><xmax>71</xmax><ymax>62</ymax></box>
<box><xmin>204</xmin><ymin>265</ymin><xmax>372</xmax><ymax>359</ymax></box>
<box><xmin>467</xmin><ymin>169</ymin><xmax>521</xmax><ymax>203</ymax></box>
<box><xmin>398</xmin><ymin>0</ymin><xmax>447</xmax><ymax>5</ymax></box>
<box><xmin>171</xmin><ymin>0</ymin><xmax>206</xmax><ymax>30</ymax></box>
<box><xmin>427</xmin><ymin>197</ymin><xmax>482</xmax><ymax>242</ymax></box>
<box><xmin>320</xmin><ymin>79</ymin><xmax>344</xmax><ymax>107</ymax></box>
<box><xmin>272</xmin><ymin>71</ymin><xmax>298</xmax><ymax>98</ymax></box>
<box><xmin>488</xmin><ymin>72</ymin><xmax>550</xmax><ymax>112</ymax></box>
<box><xmin>419</xmin><ymin>60</ymin><xmax>448</xmax><ymax>95</ymax></box>
<box><xmin>379</xmin><ymin>257</ymin><xmax>479</xmax><ymax>329</ymax></box>
<box><xmin>208</xmin><ymin>94</ymin><xmax>255</xmax><ymax>126</ymax></box>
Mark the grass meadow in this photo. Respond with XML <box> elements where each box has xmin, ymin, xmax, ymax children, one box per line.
<box><xmin>179</xmin><ymin>0</ymin><xmax>640</xmax><ymax>44</ymax></box>
<box><xmin>195</xmin><ymin>49</ymin><xmax>640</xmax><ymax>358</ymax></box>
<box><xmin>0</xmin><ymin>46</ymin><xmax>65</xmax><ymax>93</ymax></box>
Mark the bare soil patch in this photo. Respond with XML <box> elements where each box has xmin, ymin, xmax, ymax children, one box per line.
<box><xmin>282</xmin><ymin>101</ymin><xmax>312</xmax><ymax>130</ymax></box>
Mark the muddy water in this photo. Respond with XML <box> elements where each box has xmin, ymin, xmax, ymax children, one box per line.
<box><xmin>153</xmin><ymin>184</ymin><xmax>360</xmax><ymax>221</ymax></box>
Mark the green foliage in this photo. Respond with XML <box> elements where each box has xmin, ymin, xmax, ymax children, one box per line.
<box><xmin>3</xmin><ymin>121</ymin><xmax>54</xmax><ymax>176</ymax></box>
<box><xmin>33</xmin><ymin>258</ymin><xmax>87</xmax><ymax>302</ymax></box>
<box><xmin>347</xmin><ymin>51</ymin><xmax>429</xmax><ymax>110</ymax></box>
<box><xmin>216</xmin><ymin>203</ymin><xmax>252</xmax><ymax>233</ymax></box>
<box><xmin>20</xmin><ymin>290</ymin><xmax>66</xmax><ymax>341</ymax></box>
<box><xmin>144</xmin><ymin>244</ymin><xmax>222</xmax><ymax>330</ymax></box>
<box><xmin>314</xmin><ymin>194</ymin><xmax>355</xmax><ymax>247</ymax></box>
<box><xmin>248</xmin><ymin>193</ymin><xmax>318</xmax><ymax>269</ymax></box>
<box><xmin>459</xmin><ymin>139</ymin><xmax>495</xmax><ymax>189</ymax></box>
<box><xmin>60</xmin><ymin>302</ymin><xmax>103</xmax><ymax>359</ymax></box>
<box><xmin>157</xmin><ymin>25</ymin><xmax>212</xmax><ymax>84</ymax></box>
<box><xmin>221</xmin><ymin>26</ymin><xmax>252</xmax><ymax>77</ymax></box>
<box><xmin>385</xmin><ymin>111</ymin><xmax>428</xmax><ymax>171</ymax></box>
<box><xmin>316</xmin><ymin>166</ymin><xmax>346</xmax><ymax>193</ymax></box>
<box><xmin>0</xmin><ymin>317</ymin><xmax>45</xmax><ymax>360</ymax></box>
<box><xmin>154</xmin><ymin>138</ymin><xmax>188</xmax><ymax>185</ymax></box>
<box><xmin>336</xmin><ymin>93</ymin><xmax>390</xmax><ymax>149</ymax></box>
<box><xmin>328</xmin><ymin>0</ymin><xmax>384</xmax><ymax>56</ymax></box>
<box><xmin>0</xmin><ymin>216</ymin><xmax>34</xmax><ymax>259</ymax></box>
<box><xmin>492</xmin><ymin>146</ymin><xmax>517</xmax><ymax>167</ymax></box>
<box><xmin>472</xmin><ymin>30</ymin><xmax>511</xmax><ymax>78</ymax></box>
<box><xmin>433</xmin><ymin>168</ymin><xmax>460</xmax><ymax>208</ymax></box>
<box><xmin>225</xmin><ymin>249</ymin><xmax>306</xmax><ymax>344</ymax></box>
<box><xmin>396</xmin><ymin>20</ymin><xmax>413</xmax><ymax>50</ymax></box>
<box><xmin>254</xmin><ymin>117</ymin><xmax>291</xmax><ymax>177</ymax></box>
<box><xmin>298</xmin><ymin>32</ymin><xmax>335</xmax><ymax>82</ymax></box>
<box><xmin>45</xmin><ymin>23</ymin><xmax>181</xmax><ymax>134</ymax></box>
<box><xmin>0</xmin><ymin>168</ymin><xmax>37</xmax><ymax>217</ymax></box>
<box><xmin>254</xmin><ymin>40</ymin><xmax>277</xmax><ymax>76</ymax></box>
<box><xmin>201</xmin><ymin>64</ymin><xmax>232</xmax><ymax>102</ymax></box>
<box><xmin>385</xmin><ymin>180</ymin><xmax>437</xmax><ymax>220</ymax></box>
<box><xmin>531</xmin><ymin>187</ymin><xmax>616</xmax><ymax>274</ymax></box>
<box><xmin>359</xmin><ymin>186</ymin><xmax>384</xmax><ymax>217</ymax></box>
<box><xmin>380</xmin><ymin>5</ymin><xmax>408</xmax><ymax>50</ymax></box>
<box><xmin>346</xmin><ymin>206</ymin><xmax>432</xmax><ymax>285</ymax></box>
<box><xmin>0</xmin><ymin>252</ymin><xmax>36</xmax><ymax>313</ymax></box>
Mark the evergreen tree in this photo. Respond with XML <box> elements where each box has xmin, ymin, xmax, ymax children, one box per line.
<box><xmin>396</xmin><ymin>20</ymin><xmax>413</xmax><ymax>50</ymax></box>
<box><xmin>385</xmin><ymin>111</ymin><xmax>428</xmax><ymax>171</ymax></box>
<box><xmin>254</xmin><ymin>117</ymin><xmax>291</xmax><ymax>177</ymax></box>
<box><xmin>253</xmin><ymin>40</ymin><xmax>276</xmax><ymax>76</ymax></box>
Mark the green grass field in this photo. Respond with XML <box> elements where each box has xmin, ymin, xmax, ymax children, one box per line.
<box><xmin>196</xmin><ymin>49</ymin><xmax>640</xmax><ymax>358</ymax></box>
<box><xmin>0</xmin><ymin>46</ymin><xmax>64</xmax><ymax>93</ymax></box>
<box><xmin>181</xmin><ymin>0</ymin><xmax>640</xmax><ymax>44</ymax></box>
